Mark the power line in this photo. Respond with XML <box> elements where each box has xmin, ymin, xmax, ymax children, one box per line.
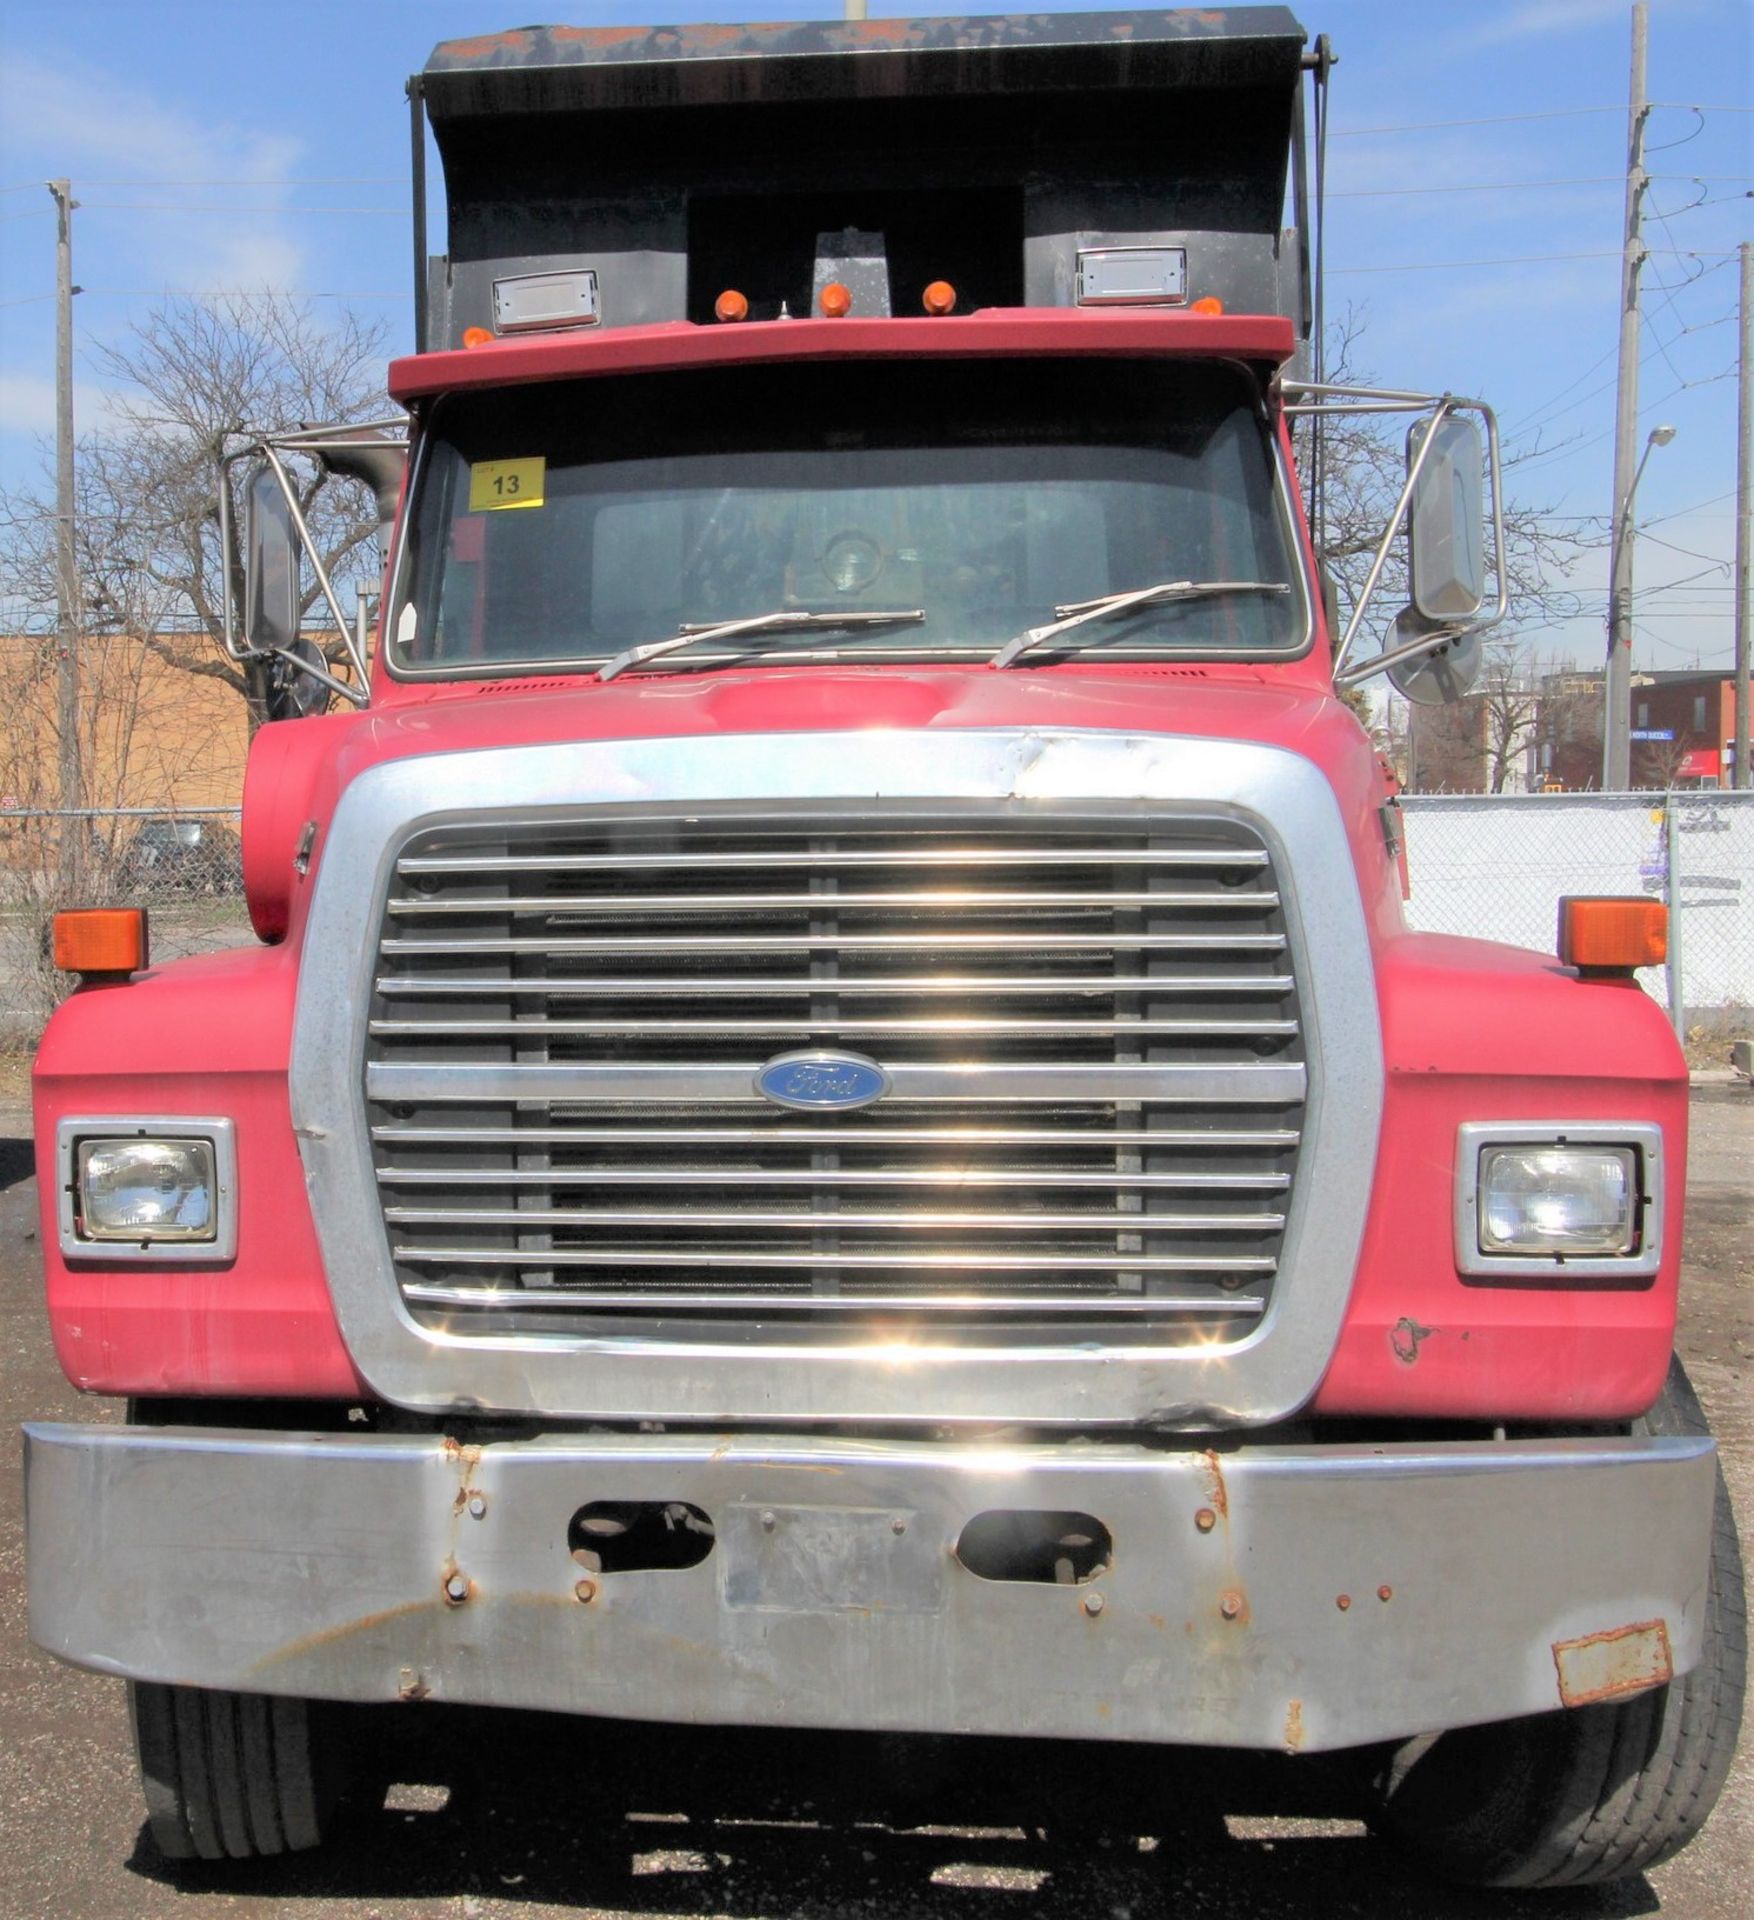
<box><xmin>1330</xmin><ymin>248</ymin><xmax>1739</xmax><ymax>276</ymax></box>
<box><xmin>43</xmin><ymin>176</ymin><xmax>402</xmax><ymax>188</ymax></box>
<box><xmin>1332</xmin><ymin>106</ymin><xmax>1621</xmax><ymax>135</ymax></box>
<box><xmin>78</xmin><ymin>203</ymin><xmax>403</xmax><ymax>215</ymax></box>
<box><xmin>1329</xmin><ymin>173</ymin><xmax>1748</xmax><ymax>201</ymax></box>
<box><xmin>1333</xmin><ymin>102</ymin><xmax>1746</xmax><ymax>137</ymax></box>
<box><xmin>73</xmin><ymin>287</ymin><xmax>414</xmax><ymax>299</ymax></box>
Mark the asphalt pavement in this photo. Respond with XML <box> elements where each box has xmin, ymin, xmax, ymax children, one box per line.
<box><xmin>1</xmin><ymin>1084</ymin><xmax>1748</xmax><ymax>1920</ymax></box>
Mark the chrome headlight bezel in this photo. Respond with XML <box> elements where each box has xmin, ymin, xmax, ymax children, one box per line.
<box><xmin>1454</xmin><ymin>1122</ymin><xmax>1662</xmax><ymax>1281</ymax></box>
<box><xmin>56</xmin><ymin>1116</ymin><xmax>237</xmax><ymax>1263</ymax></box>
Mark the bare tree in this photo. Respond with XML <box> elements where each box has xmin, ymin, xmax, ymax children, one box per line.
<box><xmin>1476</xmin><ymin>644</ymin><xmax>1541</xmax><ymax>794</ymax></box>
<box><xmin>0</xmin><ymin>294</ymin><xmax>390</xmax><ymax>726</ymax></box>
<box><xmin>1298</xmin><ymin>310</ymin><xmax>1597</xmax><ymax>661</ymax></box>
<box><xmin>1636</xmin><ymin>735</ymin><xmax>1698</xmax><ymax>790</ymax></box>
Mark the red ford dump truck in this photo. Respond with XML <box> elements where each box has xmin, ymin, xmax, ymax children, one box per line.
<box><xmin>24</xmin><ymin>9</ymin><xmax>1744</xmax><ymax>1887</ymax></box>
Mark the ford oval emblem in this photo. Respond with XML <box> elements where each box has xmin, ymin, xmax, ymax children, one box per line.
<box><xmin>756</xmin><ymin>1049</ymin><xmax>891</xmax><ymax>1111</ymax></box>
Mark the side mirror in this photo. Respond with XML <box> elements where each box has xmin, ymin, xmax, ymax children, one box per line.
<box><xmin>1406</xmin><ymin>414</ymin><xmax>1486</xmax><ymax>622</ymax></box>
<box><xmin>243</xmin><ymin>467</ymin><xmax>300</xmax><ymax>652</ymax></box>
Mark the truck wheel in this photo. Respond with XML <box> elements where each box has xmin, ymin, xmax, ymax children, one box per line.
<box><xmin>1371</xmin><ymin>1357</ymin><xmax>1746</xmax><ymax>1887</ymax></box>
<box><xmin>130</xmin><ymin>1681</ymin><xmax>349</xmax><ymax>1860</ymax></box>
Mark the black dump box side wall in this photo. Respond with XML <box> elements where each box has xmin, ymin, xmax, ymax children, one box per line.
<box><xmin>416</xmin><ymin>10</ymin><xmax>1309</xmax><ymax>346</ymax></box>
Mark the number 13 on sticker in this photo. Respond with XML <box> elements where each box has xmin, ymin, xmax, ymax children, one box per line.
<box><xmin>469</xmin><ymin>457</ymin><xmax>546</xmax><ymax>512</ymax></box>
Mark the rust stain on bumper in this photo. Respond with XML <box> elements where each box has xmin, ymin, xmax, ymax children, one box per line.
<box><xmin>1198</xmin><ymin>1449</ymin><xmax>1230</xmax><ymax>1522</ymax></box>
<box><xmin>1553</xmin><ymin>1618</ymin><xmax>1673</xmax><ymax>1707</ymax></box>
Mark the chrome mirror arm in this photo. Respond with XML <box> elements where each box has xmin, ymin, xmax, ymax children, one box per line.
<box><xmin>216</xmin><ymin>421</ymin><xmax>408</xmax><ymax>709</ymax></box>
<box><xmin>1281</xmin><ymin>382</ymin><xmax>1508</xmax><ymax>683</ymax></box>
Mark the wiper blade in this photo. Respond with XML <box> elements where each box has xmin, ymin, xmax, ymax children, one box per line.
<box><xmin>597</xmin><ymin>609</ymin><xmax>925</xmax><ymax>684</ymax></box>
<box><xmin>991</xmin><ymin>580</ymin><xmax>1291</xmax><ymax>670</ymax></box>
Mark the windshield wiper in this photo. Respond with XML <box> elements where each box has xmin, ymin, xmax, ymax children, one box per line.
<box><xmin>990</xmin><ymin>580</ymin><xmax>1291</xmax><ymax>670</ymax></box>
<box><xmin>597</xmin><ymin>609</ymin><xmax>926</xmax><ymax>684</ymax></box>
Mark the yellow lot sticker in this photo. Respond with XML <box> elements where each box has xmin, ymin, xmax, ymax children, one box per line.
<box><xmin>468</xmin><ymin>457</ymin><xmax>545</xmax><ymax>512</ymax></box>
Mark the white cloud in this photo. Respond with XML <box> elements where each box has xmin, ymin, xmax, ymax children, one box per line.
<box><xmin>0</xmin><ymin>50</ymin><xmax>306</xmax><ymax>294</ymax></box>
<box><xmin>0</xmin><ymin>372</ymin><xmax>128</xmax><ymax>438</ymax></box>
<box><xmin>1471</xmin><ymin>0</ymin><xmax>1650</xmax><ymax>45</ymax></box>
<box><xmin>0</xmin><ymin>376</ymin><xmax>55</xmax><ymax>437</ymax></box>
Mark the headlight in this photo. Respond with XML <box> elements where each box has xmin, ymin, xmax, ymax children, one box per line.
<box><xmin>77</xmin><ymin>1138</ymin><xmax>215</xmax><ymax>1241</ymax></box>
<box><xmin>1455</xmin><ymin>1123</ymin><xmax>1661</xmax><ymax>1280</ymax></box>
<box><xmin>57</xmin><ymin>1117</ymin><xmax>237</xmax><ymax>1262</ymax></box>
<box><xmin>1478</xmin><ymin>1146</ymin><xmax>1635</xmax><ymax>1256</ymax></box>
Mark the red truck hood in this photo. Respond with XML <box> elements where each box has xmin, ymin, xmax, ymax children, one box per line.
<box><xmin>243</xmin><ymin>663</ymin><xmax>1390</xmax><ymax>949</ymax></box>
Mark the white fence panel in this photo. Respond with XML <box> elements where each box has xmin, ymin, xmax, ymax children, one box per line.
<box><xmin>1400</xmin><ymin>793</ymin><xmax>1753</xmax><ymax>1018</ymax></box>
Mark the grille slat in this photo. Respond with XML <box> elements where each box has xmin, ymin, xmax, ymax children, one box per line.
<box><xmin>397</xmin><ymin>845</ymin><xmax>1270</xmax><ymax>875</ymax></box>
<box><xmin>368</xmin><ymin>1061</ymin><xmax>1307</xmax><ymax>1102</ymax></box>
<box><xmin>365</xmin><ymin>810</ymin><xmax>1306</xmax><ymax>1337</ymax></box>
<box><xmin>377</xmin><ymin>1166</ymin><xmax>1291</xmax><ymax>1190</ymax></box>
<box><xmin>401</xmin><ymin>1283</ymin><xmax>1272</xmax><ymax>1314</ymax></box>
<box><xmin>372</xmin><ymin>1124</ymin><xmax>1302</xmax><ymax>1149</ymax></box>
<box><xmin>373</xmin><ymin>973</ymin><xmax>1297</xmax><ymax>997</ymax></box>
<box><xmin>380</xmin><ymin>931</ymin><xmax>1287</xmax><ymax>955</ymax></box>
<box><xmin>387</xmin><ymin>887</ymin><xmax>1280</xmax><ymax>916</ymax></box>
<box><xmin>384</xmin><ymin>1205</ymin><xmax>1285</xmax><ymax>1233</ymax></box>
<box><xmin>369</xmin><ymin>1016</ymin><xmax>1300</xmax><ymax>1039</ymax></box>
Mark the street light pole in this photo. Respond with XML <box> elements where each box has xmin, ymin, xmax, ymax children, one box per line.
<box><xmin>1603</xmin><ymin>423</ymin><xmax>1675</xmax><ymax>788</ymax></box>
<box><xmin>1602</xmin><ymin>2</ymin><xmax>1650</xmax><ymax>791</ymax></box>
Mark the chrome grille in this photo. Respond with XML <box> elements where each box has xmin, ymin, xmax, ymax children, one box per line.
<box><xmin>365</xmin><ymin>810</ymin><xmax>1305</xmax><ymax>1338</ymax></box>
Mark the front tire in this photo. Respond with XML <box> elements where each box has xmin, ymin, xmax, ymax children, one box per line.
<box><xmin>1371</xmin><ymin>1357</ymin><xmax>1746</xmax><ymax>1888</ymax></box>
<box><xmin>130</xmin><ymin>1682</ymin><xmax>351</xmax><ymax>1861</ymax></box>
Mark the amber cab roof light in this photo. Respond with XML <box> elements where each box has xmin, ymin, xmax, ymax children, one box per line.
<box><xmin>1557</xmin><ymin>897</ymin><xmax>1667</xmax><ymax>976</ymax></box>
<box><xmin>53</xmin><ymin>907</ymin><xmax>149</xmax><ymax>978</ymax></box>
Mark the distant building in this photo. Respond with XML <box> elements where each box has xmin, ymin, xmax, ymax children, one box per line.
<box><xmin>1409</xmin><ymin>665</ymin><xmax>1738</xmax><ymax>794</ymax></box>
<box><xmin>1625</xmin><ymin>670</ymin><xmax>1741</xmax><ymax>790</ymax></box>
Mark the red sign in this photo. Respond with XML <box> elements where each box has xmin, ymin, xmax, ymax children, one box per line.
<box><xmin>1677</xmin><ymin>749</ymin><xmax>1720</xmax><ymax>780</ymax></box>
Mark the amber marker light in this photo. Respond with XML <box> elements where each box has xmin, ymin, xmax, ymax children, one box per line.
<box><xmin>460</xmin><ymin>326</ymin><xmax>496</xmax><ymax>349</ymax></box>
<box><xmin>714</xmin><ymin>288</ymin><xmax>750</xmax><ymax>323</ymax></box>
<box><xmin>819</xmin><ymin>282</ymin><xmax>853</xmax><ymax>318</ymax></box>
<box><xmin>1557</xmin><ymin>896</ymin><xmax>1668</xmax><ymax>975</ymax></box>
<box><xmin>1191</xmin><ymin>296</ymin><xmax>1225</xmax><ymax>315</ymax></box>
<box><xmin>922</xmin><ymin>280</ymin><xmax>957</xmax><ymax>315</ymax></box>
<box><xmin>53</xmin><ymin>907</ymin><xmax>149</xmax><ymax>978</ymax></box>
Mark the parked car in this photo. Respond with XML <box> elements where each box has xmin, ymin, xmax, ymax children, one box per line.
<box><xmin>115</xmin><ymin>817</ymin><xmax>244</xmax><ymax>897</ymax></box>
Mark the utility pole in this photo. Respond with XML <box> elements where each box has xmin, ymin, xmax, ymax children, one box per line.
<box><xmin>1735</xmin><ymin>238</ymin><xmax>1751</xmax><ymax>789</ymax></box>
<box><xmin>48</xmin><ymin>178</ymin><xmax>83</xmax><ymax>892</ymax></box>
<box><xmin>1602</xmin><ymin>2</ymin><xmax>1649</xmax><ymax>792</ymax></box>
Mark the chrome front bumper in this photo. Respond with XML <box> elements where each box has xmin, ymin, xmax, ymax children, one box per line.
<box><xmin>24</xmin><ymin>1423</ymin><xmax>1716</xmax><ymax>1754</ymax></box>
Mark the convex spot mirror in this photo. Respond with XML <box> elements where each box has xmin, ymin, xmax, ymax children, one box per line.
<box><xmin>243</xmin><ymin>466</ymin><xmax>300</xmax><ymax>653</ymax></box>
<box><xmin>1406</xmin><ymin>414</ymin><xmax>1486</xmax><ymax>622</ymax></box>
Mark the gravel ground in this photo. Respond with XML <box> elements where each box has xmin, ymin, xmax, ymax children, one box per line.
<box><xmin>0</xmin><ymin>1084</ymin><xmax>1747</xmax><ymax>1920</ymax></box>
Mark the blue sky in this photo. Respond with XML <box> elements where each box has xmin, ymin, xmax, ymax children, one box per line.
<box><xmin>0</xmin><ymin>0</ymin><xmax>1748</xmax><ymax>669</ymax></box>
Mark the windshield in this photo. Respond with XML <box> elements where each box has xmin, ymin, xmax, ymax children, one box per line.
<box><xmin>394</xmin><ymin>358</ymin><xmax>1306</xmax><ymax>678</ymax></box>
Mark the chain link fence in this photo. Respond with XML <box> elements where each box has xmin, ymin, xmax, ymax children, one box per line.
<box><xmin>3</xmin><ymin>794</ymin><xmax>1749</xmax><ymax>1056</ymax></box>
<box><xmin>0</xmin><ymin>807</ymin><xmax>248</xmax><ymax>1045</ymax></box>
<box><xmin>1401</xmin><ymin>792</ymin><xmax>1754</xmax><ymax>1052</ymax></box>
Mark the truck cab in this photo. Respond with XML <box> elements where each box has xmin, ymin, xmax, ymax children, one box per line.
<box><xmin>24</xmin><ymin>10</ymin><xmax>1742</xmax><ymax>1888</ymax></box>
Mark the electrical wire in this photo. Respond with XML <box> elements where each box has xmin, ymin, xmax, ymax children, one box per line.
<box><xmin>78</xmin><ymin>204</ymin><xmax>403</xmax><ymax>215</ymax></box>
<box><xmin>1332</xmin><ymin>106</ymin><xmax>1622</xmax><ymax>135</ymax></box>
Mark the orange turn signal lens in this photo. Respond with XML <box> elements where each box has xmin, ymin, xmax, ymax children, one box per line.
<box><xmin>714</xmin><ymin>288</ymin><xmax>750</xmax><ymax>323</ymax></box>
<box><xmin>53</xmin><ymin>907</ymin><xmax>149</xmax><ymax>977</ymax></box>
<box><xmin>1190</xmin><ymin>296</ymin><xmax>1225</xmax><ymax>315</ymax></box>
<box><xmin>922</xmin><ymin>279</ymin><xmax>957</xmax><ymax>315</ymax></box>
<box><xmin>1557</xmin><ymin>897</ymin><xmax>1667</xmax><ymax>973</ymax></box>
<box><xmin>461</xmin><ymin>326</ymin><xmax>495</xmax><ymax>349</ymax></box>
<box><xmin>819</xmin><ymin>281</ymin><xmax>852</xmax><ymax>319</ymax></box>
